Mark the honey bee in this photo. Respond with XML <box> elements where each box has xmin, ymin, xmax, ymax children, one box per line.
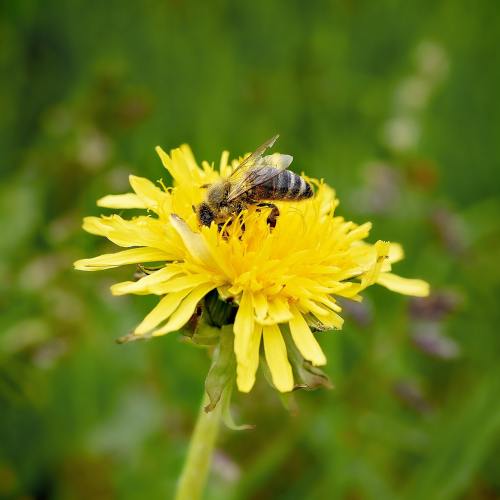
<box><xmin>196</xmin><ymin>135</ymin><xmax>313</xmax><ymax>228</ymax></box>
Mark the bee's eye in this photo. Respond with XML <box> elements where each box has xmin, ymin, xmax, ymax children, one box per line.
<box><xmin>198</xmin><ymin>203</ymin><xmax>215</xmax><ymax>227</ymax></box>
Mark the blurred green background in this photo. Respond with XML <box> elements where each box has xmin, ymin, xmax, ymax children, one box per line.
<box><xmin>1</xmin><ymin>1</ymin><xmax>499</xmax><ymax>499</ymax></box>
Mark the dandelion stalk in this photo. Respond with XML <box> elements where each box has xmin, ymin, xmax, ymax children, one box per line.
<box><xmin>175</xmin><ymin>390</ymin><xmax>223</xmax><ymax>500</ymax></box>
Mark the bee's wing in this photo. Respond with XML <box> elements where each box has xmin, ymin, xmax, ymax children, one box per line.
<box><xmin>229</xmin><ymin>134</ymin><xmax>280</xmax><ymax>180</ymax></box>
<box><xmin>227</xmin><ymin>154</ymin><xmax>293</xmax><ymax>202</ymax></box>
<box><xmin>227</xmin><ymin>141</ymin><xmax>293</xmax><ymax>202</ymax></box>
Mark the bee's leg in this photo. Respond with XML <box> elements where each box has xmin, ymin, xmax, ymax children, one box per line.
<box><xmin>217</xmin><ymin>217</ymin><xmax>234</xmax><ymax>237</ymax></box>
<box><xmin>257</xmin><ymin>203</ymin><xmax>280</xmax><ymax>228</ymax></box>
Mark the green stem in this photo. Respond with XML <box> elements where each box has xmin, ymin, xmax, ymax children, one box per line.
<box><xmin>175</xmin><ymin>391</ymin><xmax>223</xmax><ymax>500</ymax></box>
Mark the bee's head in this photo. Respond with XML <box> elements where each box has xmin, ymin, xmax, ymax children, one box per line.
<box><xmin>196</xmin><ymin>202</ymin><xmax>216</xmax><ymax>227</ymax></box>
<box><xmin>206</xmin><ymin>182</ymin><xmax>230</xmax><ymax>208</ymax></box>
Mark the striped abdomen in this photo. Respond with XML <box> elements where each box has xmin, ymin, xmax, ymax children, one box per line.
<box><xmin>254</xmin><ymin>168</ymin><xmax>313</xmax><ymax>201</ymax></box>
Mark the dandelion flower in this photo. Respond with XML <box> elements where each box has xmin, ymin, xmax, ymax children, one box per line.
<box><xmin>75</xmin><ymin>140</ymin><xmax>429</xmax><ymax>393</ymax></box>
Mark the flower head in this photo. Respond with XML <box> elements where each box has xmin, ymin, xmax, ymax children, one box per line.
<box><xmin>75</xmin><ymin>141</ymin><xmax>429</xmax><ymax>393</ymax></box>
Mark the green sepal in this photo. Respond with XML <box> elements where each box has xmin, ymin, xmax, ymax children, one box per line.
<box><xmin>259</xmin><ymin>353</ymin><xmax>276</xmax><ymax>389</ymax></box>
<box><xmin>259</xmin><ymin>329</ymin><xmax>333</xmax><ymax>395</ymax></box>
<box><xmin>293</xmin><ymin>359</ymin><xmax>333</xmax><ymax>391</ymax></box>
<box><xmin>283</xmin><ymin>327</ymin><xmax>333</xmax><ymax>391</ymax></box>
<box><xmin>258</xmin><ymin>355</ymin><xmax>299</xmax><ymax>412</ymax></box>
<box><xmin>221</xmin><ymin>383</ymin><xmax>254</xmax><ymax>431</ymax></box>
<box><xmin>188</xmin><ymin>320</ymin><xmax>220</xmax><ymax>347</ymax></box>
<box><xmin>204</xmin><ymin>289</ymin><xmax>236</xmax><ymax>327</ymax></box>
<box><xmin>278</xmin><ymin>392</ymin><xmax>300</xmax><ymax>415</ymax></box>
<box><xmin>204</xmin><ymin>324</ymin><xmax>236</xmax><ymax>412</ymax></box>
<box><xmin>115</xmin><ymin>332</ymin><xmax>152</xmax><ymax>344</ymax></box>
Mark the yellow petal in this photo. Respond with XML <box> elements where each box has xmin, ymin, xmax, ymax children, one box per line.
<box><xmin>381</xmin><ymin>242</ymin><xmax>405</xmax><ymax>272</ymax></box>
<box><xmin>151</xmin><ymin>283</ymin><xmax>215</xmax><ymax>336</ymax></box>
<box><xmin>263</xmin><ymin>324</ymin><xmax>293</xmax><ymax>392</ymax></box>
<box><xmin>135</xmin><ymin>288</ymin><xmax>194</xmax><ymax>335</ymax></box>
<box><xmin>170</xmin><ymin>214</ymin><xmax>214</xmax><ymax>266</ymax></box>
<box><xmin>179</xmin><ymin>144</ymin><xmax>200</xmax><ymax>175</ymax></box>
<box><xmin>219</xmin><ymin>150</ymin><xmax>230</xmax><ymax>177</ymax></box>
<box><xmin>82</xmin><ymin>216</ymin><xmax>110</xmax><ymax>236</ymax></box>
<box><xmin>97</xmin><ymin>193</ymin><xmax>146</xmax><ymax>209</ymax></box>
<box><xmin>388</xmin><ymin>243</ymin><xmax>404</xmax><ymax>263</ymax></box>
<box><xmin>300</xmin><ymin>298</ymin><xmax>332</xmax><ymax>318</ymax></box>
<box><xmin>266</xmin><ymin>297</ymin><xmax>293</xmax><ymax>324</ymax></box>
<box><xmin>110</xmin><ymin>266</ymin><xmax>182</xmax><ymax>295</ymax></box>
<box><xmin>74</xmin><ymin>248</ymin><xmax>167</xmax><ymax>271</ymax></box>
<box><xmin>360</xmin><ymin>240</ymin><xmax>391</xmax><ymax>288</ymax></box>
<box><xmin>152</xmin><ymin>274</ymin><xmax>214</xmax><ymax>294</ymax></box>
<box><xmin>377</xmin><ymin>272</ymin><xmax>430</xmax><ymax>297</ymax></box>
<box><xmin>82</xmin><ymin>215</ymin><xmax>173</xmax><ymax>253</ymax></box>
<box><xmin>289</xmin><ymin>307</ymin><xmax>326</xmax><ymax>366</ymax></box>
<box><xmin>253</xmin><ymin>293</ymin><xmax>268</xmax><ymax>323</ymax></box>
<box><xmin>236</xmin><ymin>324</ymin><xmax>262</xmax><ymax>393</ymax></box>
<box><xmin>314</xmin><ymin>310</ymin><xmax>344</xmax><ymax>330</ymax></box>
<box><xmin>156</xmin><ymin>146</ymin><xmax>192</xmax><ymax>185</ymax></box>
<box><xmin>233</xmin><ymin>292</ymin><xmax>254</xmax><ymax>365</ymax></box>
<box><xmin>344</xmin><ymin>222</ymin><xmax>372</xmax><ymax>243</ymax></box>
<box><xmin>129</xmin><ymin>175</ymin><xmax>169</xmax><ymax>213</ymax></box>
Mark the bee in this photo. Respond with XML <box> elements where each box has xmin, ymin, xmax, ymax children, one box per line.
<box><xmin>196</xmin><ymin>135</ymin><xmax>313</xmax><ymax>228</ymax></box>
